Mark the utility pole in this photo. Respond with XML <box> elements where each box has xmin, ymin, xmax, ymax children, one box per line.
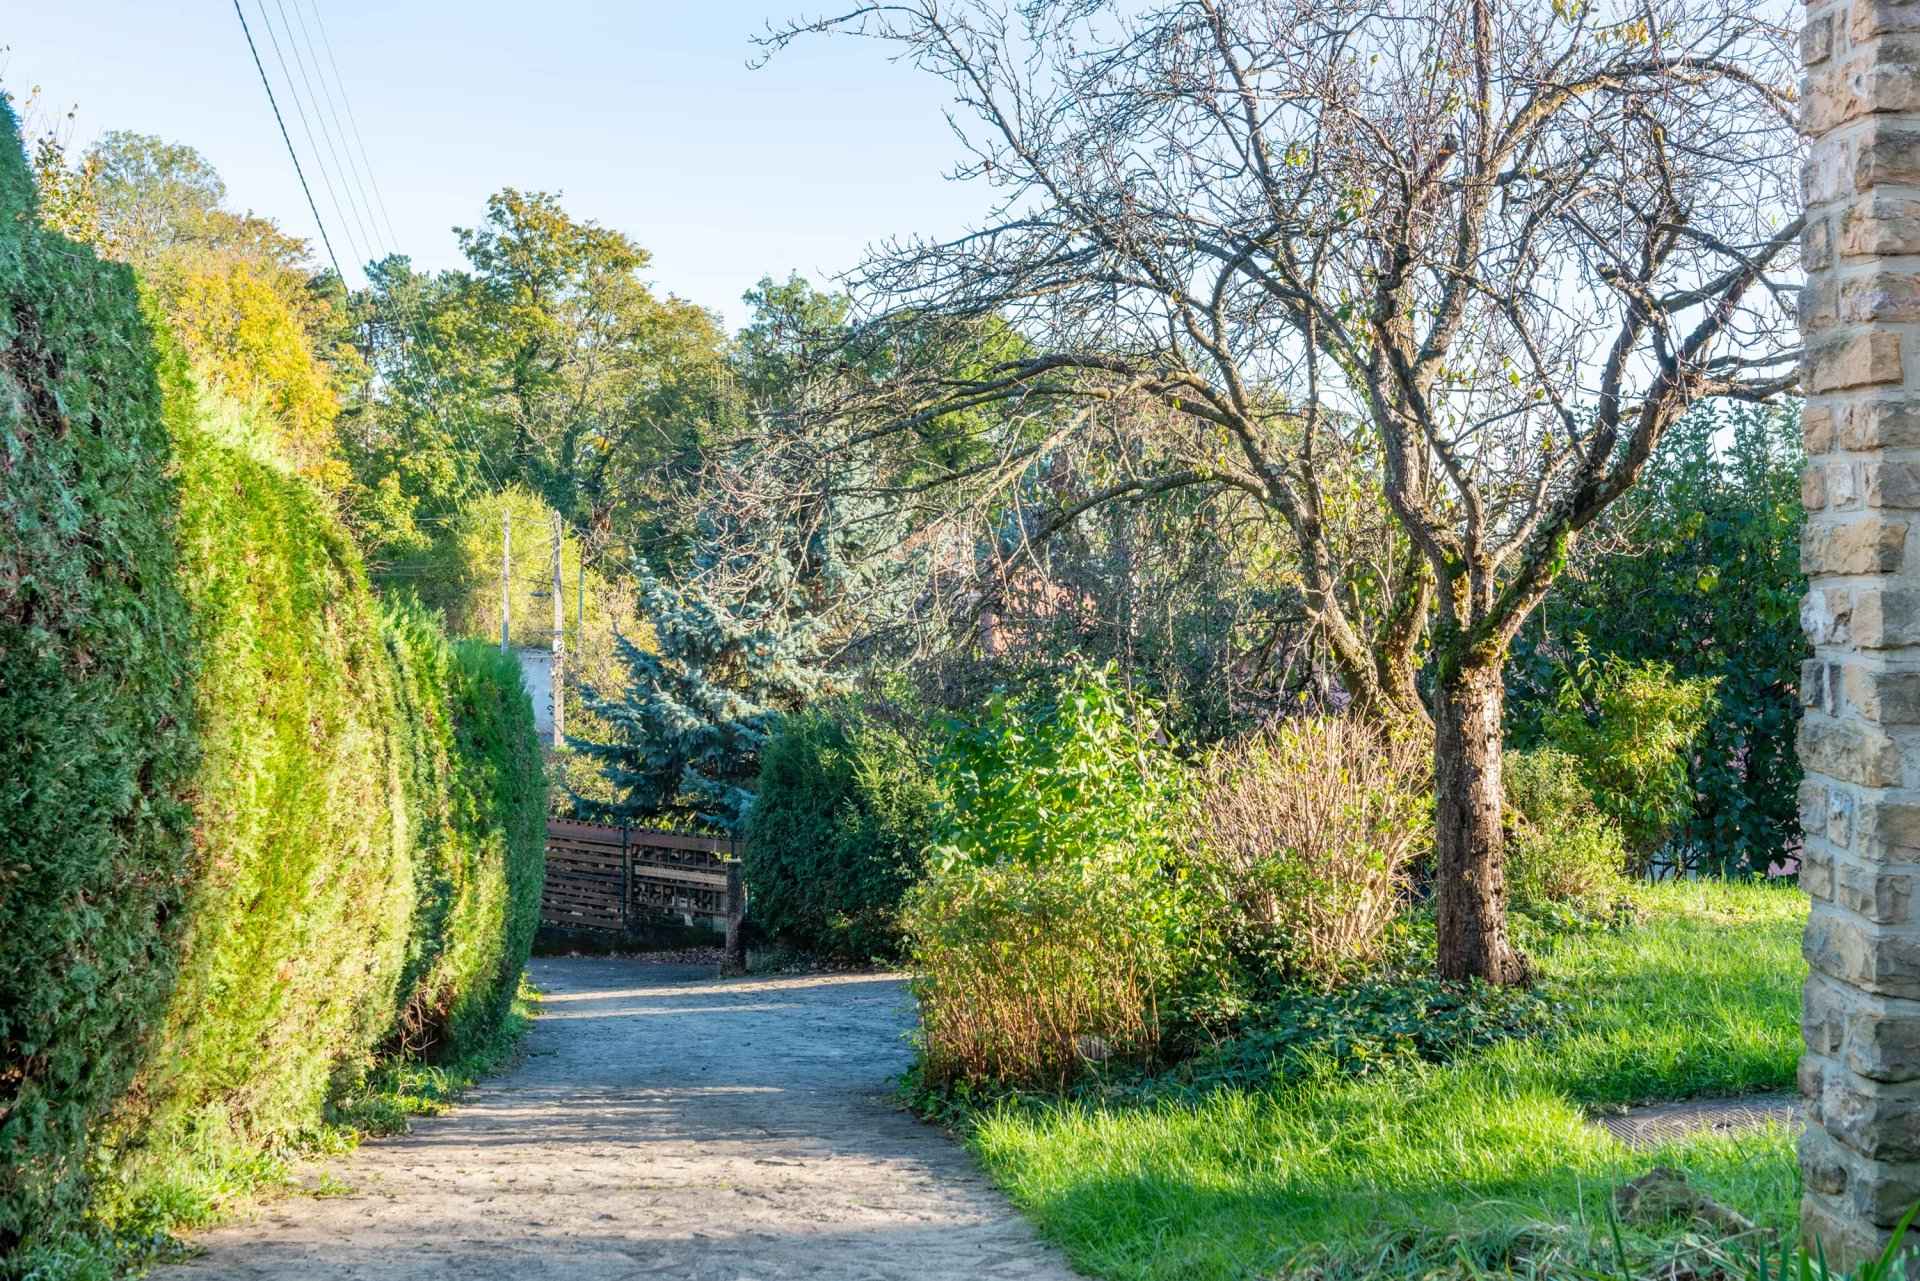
<box><xmin>550</xmin><ymin>511</ymin><xmax>565</xmax><ymax>750</ymax></box>
<box><xmin>500</xmin><ymin>509</ymin><xmax>511</xmax><ymax>654</ymax></box>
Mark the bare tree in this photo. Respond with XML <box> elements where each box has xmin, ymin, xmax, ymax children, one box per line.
<box><xmin>764</xmin><ymin>0</ymin><xmax>1800</xmax><ymax>982</ymax></box>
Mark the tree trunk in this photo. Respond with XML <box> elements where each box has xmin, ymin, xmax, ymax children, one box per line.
<box><xmin>1432</xmin><ymin>660</ymin><xmax>1529</xmax><ymax>985</ymax></box>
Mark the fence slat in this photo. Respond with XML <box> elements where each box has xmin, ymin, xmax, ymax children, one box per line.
<box><xmin>540</xmin><ymin>818</ymin><xmax>735</xmax><ymax>933</ymax></box>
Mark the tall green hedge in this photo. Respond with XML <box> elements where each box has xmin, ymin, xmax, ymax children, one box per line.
<box><xmin>0</xmin><ymin>103</ymin><xmax>545</xmax><ymax>1249</ymax></box>
<box><xmin>383</xmin><ymin>606</ymin><xmax>546</xmax><ymax>1059</ymax></box>
<box><xmin>0</xmin><ymin>97</ymin><xmax>201</xmax><ymax>1245</ymax></box>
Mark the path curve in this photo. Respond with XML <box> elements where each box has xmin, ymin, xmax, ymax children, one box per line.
<box><xmin>154</xmin><ymin>958</ymin><xmax>1078</xmax><ymax>1280</ymax></box>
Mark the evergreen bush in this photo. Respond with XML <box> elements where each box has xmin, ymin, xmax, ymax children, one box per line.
<box><xmin>382</xmin><ymin>606</ymin><xmax>547</xmax><ymax>1059</ymax></box>
<box><xmin>0</xmin><ymin>105</ymin><xmax>545</xmax><ymax>1250</ymax></box>
<box><xmin>0</xmin><ymin>97</ymin><xmax>200</xmax><ymax>1246</ymax></box>
<box><xmin>744</xmin><ymin>702</ymin><xmax>940</xmax><ymax>960</ymax></box>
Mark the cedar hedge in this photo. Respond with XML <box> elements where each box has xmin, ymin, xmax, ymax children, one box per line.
<box><xmin>0</xmin><ymin>101</ymin><xmax>545</xmax><ymax>1250</ymax></box>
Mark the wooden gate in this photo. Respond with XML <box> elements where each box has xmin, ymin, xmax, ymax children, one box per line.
<box><xmin>541</xmin><ymin>819</ymin><xmax>740</xmax><ymax>934</ymax></box>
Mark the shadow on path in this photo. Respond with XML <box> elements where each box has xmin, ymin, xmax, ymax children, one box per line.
<box><xmin>152</xmin><ymin>959</ymin><xmax>1079</xmax><ymax>1280</ymax></box>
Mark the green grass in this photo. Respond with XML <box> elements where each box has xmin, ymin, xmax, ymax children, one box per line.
<box><xmin>2</xmin><ymin>980</ymin><xmax>540</xmax><ymax>1281</ymax></box>
<box><xmin>959</xmin><ymin>881</ymin><xmax>1807</xmax><ymax>1281</ymax></box>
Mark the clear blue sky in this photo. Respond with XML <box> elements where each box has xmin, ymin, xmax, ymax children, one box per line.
<box><xmin>2</xmin><ymin>2</ymin><xmax>985</xmax><ymax>329</ymax></box>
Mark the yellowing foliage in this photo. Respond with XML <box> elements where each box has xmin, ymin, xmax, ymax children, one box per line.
<box><xmin>153</xmin><ymin>255</ymin><xmax>346</xmax><ymax>488</ymax></box>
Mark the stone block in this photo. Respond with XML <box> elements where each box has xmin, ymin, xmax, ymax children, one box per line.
<box><xmin>1810</xmin><ymin>331</ymin><xmax>1905</xmax><ymax>392</ymax></box>
<box><xmin>1845</xmin><ymin>667</ymin><xmax>1920</xmax><ymax>722</ymax></box>
<box><xmin>1810</xmin><ymin>973</ymin><xmax>1852</xmax><ymax>1055</ymax></box>
<box><xmin>1836</xmin><ymin>788</ymin><xmax>1863</xmax><ymax>850</ymax></box>
<box><xmin>1803</xmin><ymin>1189</ymin><xmax>1895</xmax><ymax>1270</ymax></box>
<box><xmin>1842</xmin><ymin>989</ymin><xmax>1920</xmax><ymax>1082</ymax></box>
<box><xmin>1807</xmin><ymin>11</ymin><xmax>1837</xmax><ymax>64</ymax></box>
<box><xmin>1826</xmin><ymin>1077</ymin><xmax>1920</xmax><ymax>1160</ymax></box>
<box><xmin>1807</xmin><ymin>842</ymin><xmax>1840</xmax><ymax>900</ymax></box>
<box><xmin>1809</xmin><ymin>40</ymin><xmax>1920</xmax><ymax>133</ymax></box>
<box><xmin>1842</xmin><ymin>192</ymin><xmax>1920</xmax><ymax>257</ymax></box>
<box><xmin>1839</xmin><ymin>861</ymin><xmax>1914</xmax><ymax>922</ymax></box>
<box><xmin>1868</xmin><ymin>462</ymin><xmax>1920</xmax><ymax>508</ymax></box>
<box><xmin>1857</xmin><ymin>125</ymin><xmax>1920</xmax><ymax>191</ymax></box>
<box><xmin>1858</xmin><ymin>796</ymin><xmax>1920</xmax><ymax>857</ymax></box>
<box><xmin>1806</xmin><ymin>904</ymin><xmax>1920</xmax><ymax>998</ymax></box>
<box><xmin>1844</xmin><ymin>399</ymin><xmax>1920</xmax><ymax>450</ymax></box>
<box><xmin>1808</xmin><ymin>587</ymin><xmax>1858</xmax><ymax>645</ymax></box>
<box><xmin>1809</xmin><ymin>403</ymin><xmax>1839</xmax><ymax>455</ymax></box>
<box><xmin>1844</xmin><ymin>272</ymin><xmax>1920</xmax><ymax>325</ymax></box>
<box><xmin>1804</xmin><ymin>1121</ymin><xmax>1857</xmax><ymax>1197</ymax></box>
<box><xmin>1803</xmin><ymin>517</ymin><xmax>1908</xmax><ymax>576</ymax></box>
<box><xmin>1806</xmin><ymin>1055</ymin><xmax>1832</xmax><ymax>1124</ymax></box>
<box><xmin>1854</xmin><ymin>0</ymin><xmax>1920</xmax><ymax>41</ymax></box>
<box><xmin>1837</xmin><ymin>463</ymin><xmax>1865</xmax><ymax>511</ymax></box>
<box><xmin>1851</xmin><ymin>590</ymin><xmax>1920</xmax><ymax>648</ymax></box>
<box><xmin>1802</xmin><ymin>716</ymin><xmax>1905</xmax><ymax>787</ymax></box>
<box><xmin>1807</xmin><ymin>778</ymin><xmax>1836</xmax><ymax>834</ymax></box>
<box><xmin>1811</xmin><ymin>465</ymin><xmax>1833</xmax><ymax>512</ymax></box>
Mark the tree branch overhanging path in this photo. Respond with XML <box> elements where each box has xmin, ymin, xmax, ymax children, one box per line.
<box><xmin>756</xmin><ymin>0</ymin><xmax>1802</xmax><ymax>983</ymax></box>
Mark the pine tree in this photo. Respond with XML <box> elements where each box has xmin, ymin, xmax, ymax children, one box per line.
<box><xmin>572</xmin><ymin>563</ymin><xmax>835</xmax><ymax>833</ymax></box>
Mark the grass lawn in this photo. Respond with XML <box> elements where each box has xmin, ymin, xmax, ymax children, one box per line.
<box><xmin>961</xmin><ymin>881</ymin><xmax>1807</xmax><ymax>1280</ymax></box>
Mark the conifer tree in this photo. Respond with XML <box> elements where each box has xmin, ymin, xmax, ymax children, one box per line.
<box><xmin>572</xmin><ymin>563</ymin><xmax>834</xmax><ymax>833</ymax></box>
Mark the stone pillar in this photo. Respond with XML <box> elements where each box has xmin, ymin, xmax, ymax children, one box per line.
<box><xmin>1801</xmin><ymin>0</ymin><xmax>1920</xmax><ymax>1262</ymax></box>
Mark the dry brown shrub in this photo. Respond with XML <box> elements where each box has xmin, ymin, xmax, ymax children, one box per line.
<box><xmin>1180</xmin><ymin>717</ymin><xmax>1431</xmax><ymax>983</ymax></box>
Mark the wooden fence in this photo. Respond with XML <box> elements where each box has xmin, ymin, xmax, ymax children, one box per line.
<box><xmin>541</xmin><ymin>819</ymin><xmax>741</xmax><ymax>935</ymax></box>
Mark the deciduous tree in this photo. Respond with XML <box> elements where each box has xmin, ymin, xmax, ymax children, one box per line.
<box><xmin>767</xmin><ymin>0</ymin><xmax>1801</xmax><ymax>981</ymax></box>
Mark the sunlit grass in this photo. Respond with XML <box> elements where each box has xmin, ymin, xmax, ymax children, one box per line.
<box><xmin>962</xmin><ymin>881</ymin><xmax>1807</xmax><ymax>1280</ymax></box>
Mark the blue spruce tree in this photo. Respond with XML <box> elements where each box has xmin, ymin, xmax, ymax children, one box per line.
<box><xmin>573</xmin><ymin>559</ymin><xmax>835</xmax><ymax>833</ymax></box>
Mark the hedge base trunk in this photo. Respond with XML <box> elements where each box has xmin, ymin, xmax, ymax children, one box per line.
<box><xmin>1433</xmin><ymin>662</ymin><xmax>1528</xmax><ymax>985</ymax></box>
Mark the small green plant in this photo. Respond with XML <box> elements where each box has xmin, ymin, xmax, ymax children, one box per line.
<box><xmin>1745</xmin><ymin>1202</ymin><xmax>1920</xmax><ymax>1281</ymax></box>
<box><xmin>1182</xmin><ymin>973</ymin><xmax>1565</xmax><ymax>1093</ymax></box>
<box><xmin>1503</xmin><ymin>749</ymin><xmax>1630</xmax><ymax>915</ymax></box>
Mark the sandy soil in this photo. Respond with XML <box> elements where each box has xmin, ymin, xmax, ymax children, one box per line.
<box><xmin>151</xmin><ymin>958</ymin><xmax>1079</xmax><ymax>1280</ymax></box>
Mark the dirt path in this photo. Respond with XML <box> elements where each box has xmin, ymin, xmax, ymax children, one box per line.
<box><xmin>154</xmin><ymin>958</ymin><xmax>1078</xmax><ymax>1280</ymax></box>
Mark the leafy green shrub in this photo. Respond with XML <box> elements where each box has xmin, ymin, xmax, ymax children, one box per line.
<box><xmin>1179</xmin><ymin>717</ymin><xmax>1430</xmax><ymax>984</ymax></box>
<box><xmin>1539</xmin><ymin>656</ymin><xmax>1718</xmax><ymax>868</ymax></box>
<box><xmin>907</xmin><ymin>668</ymin><xmax>1197</xmax><ymax>1087</ymax></box>
<box><xmin>1503</xmin><ymin>747</ymin><xmax>1630</xmax><ymax>913</ymax></box>
<box><xmin>745</xmin><ymin>702</ymin><xmax>940</xmax><ymax>960</ymax></box>
<box><xmin>1507</xmin><ymin>403</ymin><xmax>1805</xmax><ymax>875</ymax></box>
<box><xmin>0</xmin><ymin>99</ymin><xmax>201</xmax><ymax>1247</ymax></box>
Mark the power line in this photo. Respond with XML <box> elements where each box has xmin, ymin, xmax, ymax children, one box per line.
<box><xmin>231</xmin><ymin>0</ymin><xmax>345</xmax><ymax>284</ymax></box>
<box><xmin>249</xmin><ymin>0</ymin><xmax>370</xmax><ymax>286</ymax></box>
<box><xmin>245</xmin><ymin>0</ymin><xmax>508</xmax><ymax>497</ymax></box>
<box><xmin>271</xmin><ymin>0</ymin><xmax>379</xmax><ymax>265</ymax></box>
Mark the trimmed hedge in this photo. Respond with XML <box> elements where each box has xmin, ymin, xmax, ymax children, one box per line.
<box><xmin>0</xmin><ymin>98</ymin><xmax>201</xmax><ymax>1244</ymax></box>
<box><xmin>744</xmin><ymin>705</ymin><xmax>939</xmax><ymax>961</ymax></box>
<box><xmin>383</xmin><ymin>606</ymin><xmax>546</xmax><ymax>1059</ymax></box>
<box><xmin>0</xmin><ymin>104</ymin><xmax>545</xmax><ymax>1249</ymax></box>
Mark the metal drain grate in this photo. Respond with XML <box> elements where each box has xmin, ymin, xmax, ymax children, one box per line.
<box><xmin>1592</xmin><ymin>1095</ymin><xmax>1800</xmax><ymax>1149</ymax></box>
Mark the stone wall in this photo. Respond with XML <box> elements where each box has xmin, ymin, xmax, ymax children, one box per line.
<box><xmin>1801</xmin><ymin>0</ymin><xmax>1920</xmax><ymax>1261</ymax></box>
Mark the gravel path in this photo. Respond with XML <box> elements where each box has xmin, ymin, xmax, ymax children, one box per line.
<box><xmin>153</xmin><ymin>958</ymin><xmax>1079</xmax><ymax>1281</ymax></box>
